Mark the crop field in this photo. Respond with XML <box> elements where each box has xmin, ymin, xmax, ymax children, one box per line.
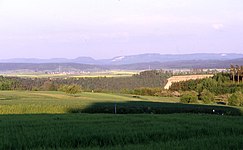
<box><xmin>1</xmin><ymin>114</ymin><xmax>243</xmax><ymax>149</ymax></box>
<box><xmin>0</xmin><ymin>91</ymin><xmax>243</xmax><ymax>149</ymax></box>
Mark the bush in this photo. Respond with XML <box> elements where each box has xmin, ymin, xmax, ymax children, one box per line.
<box><xmin>200</xmin><ymin>89</ymin><xmax>215</xmax><ymax>104</ymax></box>
<box><xmin>41</xmin><ymin>81</ymin><xmax>57</xmax><ymax>91</ymax></box>
<box><xmin>228</xmin><ymin>91</ymin><xmax>243</xmax><ymax>106</ymax></box>
<box><xmin>180</xmin><ymin>91</ymin><xmax>198</xmax><ymax>104</ymax></box>
<box><xmin>155</xmin><ymin>90</ymin><xmax>172</xmax><ymax>97</ymax></box>
<box><xmin>129</xmin><ymin>88</ymin><xmax>161</xmax><ymax>96</ymax></box>
<box><xmin>59</xmin><ymin>84</ymin><xmax>82</xmax><ymax>95</ymax></box>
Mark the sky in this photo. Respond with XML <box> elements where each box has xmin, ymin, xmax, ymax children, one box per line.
<box><xmin>0</xmin><ymin>0</ymin><xmax>243</xmax><ymax>59</ymax></box>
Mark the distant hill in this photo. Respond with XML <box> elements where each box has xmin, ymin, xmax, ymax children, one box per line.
<box><xmin>109</xmin><ymin>58</ymin><xmax>243</xmax><ymax>70</ymax></box>
<box><xmin>104</xmin><ymin>53</ymin><xmax>243</xmax><ymax>65</ymax></box>
<box><xmin>0</xmin><ymin>63</ymin><xmax>107</xmax><ymax>72</ymax></box>
<box><xmin>1</xmin><ymin>53</ymin><xmax>243</xmax><ymax>65</ymax></box>
<box><xmin>0</xmin><ymin>58</ymin><xmax>243</xmax><ymax>72</ymax></box>
<box><xmin>0</xmin><ymin>57</ymin><xmax>96</xmax><ymax>64</ymax></box>
<box><xmin>0</xmin><ymin>53</ymin><xmax>243</xmax><ymax>72</ymax></box>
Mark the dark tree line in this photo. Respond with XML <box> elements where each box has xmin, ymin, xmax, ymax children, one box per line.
<box><xmin>0</xmin><ymin>70</ymin><xmax>171</xmax><ymax>92</ymax></box>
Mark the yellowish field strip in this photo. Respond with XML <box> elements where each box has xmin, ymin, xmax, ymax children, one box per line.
<box><xmin>1</xmin><ymin>70</ymin><xmax>139</xmax><ymax>78</ymax></box>
<box><xmin>164</xmin><ymin>74</ymin><xmax>214</xmax><ymax>89</ymax></box>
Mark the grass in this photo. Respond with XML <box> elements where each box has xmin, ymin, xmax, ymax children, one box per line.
<box><xmin>0</xmin><ymin>113</ymin><xmax>242</xmax><ymax>149</ymax></box>
<box><xmin>0</xmin><ymin>91</ymin><xmax>180</xmax><ymax>114</ymax></box>
<box><xmin>0</xmin><ymin>91</ymin><xmax>242</xmax><ymax>115</ymax></box>
<box><xmin>0</xmin><ymin>91</ymin><xmax>243</xmax><ymax>149</ymax></box>
<box><xmin>78</xmin><ymin>101</ymin><xmax>242</xmax><ymax>115</ymax></box>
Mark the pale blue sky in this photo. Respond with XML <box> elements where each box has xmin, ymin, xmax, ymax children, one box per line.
<box><xmin>0</xmin><ymin>0</ymin><xmax>243</xmax><ymax>59</ymax></box>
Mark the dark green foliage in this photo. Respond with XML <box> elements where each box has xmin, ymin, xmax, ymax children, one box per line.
<box><xmin>228</xmin><ymin>91</ymin><xmax>243</xmax><ymax>106</ymax></box>
<box><xmin>59</xmin><ymin>84</ymin><xmax>82</xmax><ymax>94</ymax></box>
<box><xmin>0</xmin><ymin>70</ymin><xmax>170</xmax><ymax>92</ymax></box>
<box><xmin>212</xmin><ymin>72</ymin><xmax>231</xmax><ymax>83</ymax></box>
<box><xmin>59</xmin><ymin>70</ymin><xmax>169</xmax><ymax>92</ymax></box>
<box><xmin>170</xmin><ymin>73</ymin><xmax>243</xmax><ymax>96</ymax></box>
<box><xmin>170</xmin><ymin>79</ymin><xmax>202</xmax><ymax>91</ymax></box>
<box><xmin>200</xmin><ymin>89</ymin><xmax>215</xmax><ymax>104</ymax></box>
<box><xmin>0</xmin><ymin>76</ymin><xmax>17</xmax><ymax>90</ymax></box>
<box><xmin>0</xmin><ymin>114</ymin><xmax>243</xmax><ymax>149</ymax></box>
<box><xmin>180</xmin><ymin>91</ymin><xmax>198</xmax><ymax>104</ymax></box>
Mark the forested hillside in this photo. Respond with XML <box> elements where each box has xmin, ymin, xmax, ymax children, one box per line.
<box><xmin>0</xmin><ymin>70</ymin><xmax>171</xmax><ymax>92</ymax></box>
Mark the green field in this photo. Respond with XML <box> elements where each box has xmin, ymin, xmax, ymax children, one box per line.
<box><xmin>1</xmin><ymin>114</ymin><xmax>243</xmax><ymax>149</ymax></box>
<box><xmin>0</xmin><ymin>91</ymin><xmax>180</xmax><ymax>114</ymax></box>
<box><xmin>0</xmin><ymin>91</ymin><xmax>243</xmax><ymax>149</ymax></box>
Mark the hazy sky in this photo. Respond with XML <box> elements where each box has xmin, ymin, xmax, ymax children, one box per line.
<box><xmin>0</xmin><ymin>0</ymin><xmax>243</xmax><ymax>59</ymax></box>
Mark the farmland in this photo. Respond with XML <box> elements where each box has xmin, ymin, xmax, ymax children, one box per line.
<box><xmin>1</xmin><ymin>113</ymin><xmax>243</xmax><ymax>149</ymax></box>
<box><xmin>0</xmin><ymin>91</ymin><xmax>243</xmax><ymax>149</ymax></box>
<box><xmin>0</xmin><ymin>91</ymin><xmax>179</xmax><ymax>114</ymax></box>
<box><xmin>0</xmin><ymin>91</ymin><xmax>242</xmax><ymax>115</ymax></box>
<box><xmin>0</xmin><ymin>70</ymin><xmax>139</xmax><ymax>78</ymax></box>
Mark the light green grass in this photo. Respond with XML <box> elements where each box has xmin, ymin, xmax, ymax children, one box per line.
<box><xmin>0</xmin><ymin>91</ymin><xmax>179</xmax><ymax>114</ymax></box>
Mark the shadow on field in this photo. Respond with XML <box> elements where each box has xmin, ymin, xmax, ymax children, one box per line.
<box><xmin>68</xmin><ymin>101</ymin><xmax>242</xmax><ymax>116</ymax></box>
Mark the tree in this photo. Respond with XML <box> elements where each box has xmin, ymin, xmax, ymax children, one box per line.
<box><xmin>180</xmin><ymin>91</ymin><xmax>198</xmax><ymax>104</ymax></box>
<box><xmin>60</xmin><ymin>84</ymin><xmax>82</xmax><ymax>95</ymax></box>
<box><xmin>228</xmin><ymin>91</ymin><xmax>243</xmax><ymax>106</ymax></box>
<box><xmin>42</xmin><ymin>81</ymin><xmax>57</xmax><ymax>91</ymax></box>
<box><xmin>196</xmin><ymin>83</ymin><xmax>204</xmax><ymax>93</ymax></box>
<box><xmin>200</xmin><ymin>89</ymin><xmax>215</xmax><ymax>104</ymax></box>
<box><xmin>0</xmin><ymin>76</ymin><xmax>15</xmax><ymax>90</ymax></box>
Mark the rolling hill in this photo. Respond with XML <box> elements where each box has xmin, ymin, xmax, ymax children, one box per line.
<box><xmin>1</xmin><ymin>53</ymin><xmax>243</xmax><ymax>65</ymax></box>
<box><xmin>0</xmin><ymin>53</ymin><xmax>243</xmax><ymax>72</ymax></box>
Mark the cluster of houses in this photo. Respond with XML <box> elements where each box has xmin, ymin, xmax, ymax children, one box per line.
<box><xmin>162</xmin><ymin>68</ymin><xmax>227</xmax><ymax>75</ymax></box>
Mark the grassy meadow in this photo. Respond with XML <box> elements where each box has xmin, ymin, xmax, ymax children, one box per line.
<box><xmin>0</xmin><ymin>91</ymin><xmax>243</xmax><ymax>149</ymax></box>
<box><xmin>0</xmin><ymin>91</ymin><xmax>179</xmax><ymax>114</ymax></box>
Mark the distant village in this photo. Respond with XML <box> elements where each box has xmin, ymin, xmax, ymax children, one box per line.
<box><xmin>162</xmin><ymin>68</ymin><xmax>227</xmax><ymax>75</ymax></box>
<box><xmin>43</xmin><ymin>68</ymin><xmax>228</xmax><ymax>76</ymax></box>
